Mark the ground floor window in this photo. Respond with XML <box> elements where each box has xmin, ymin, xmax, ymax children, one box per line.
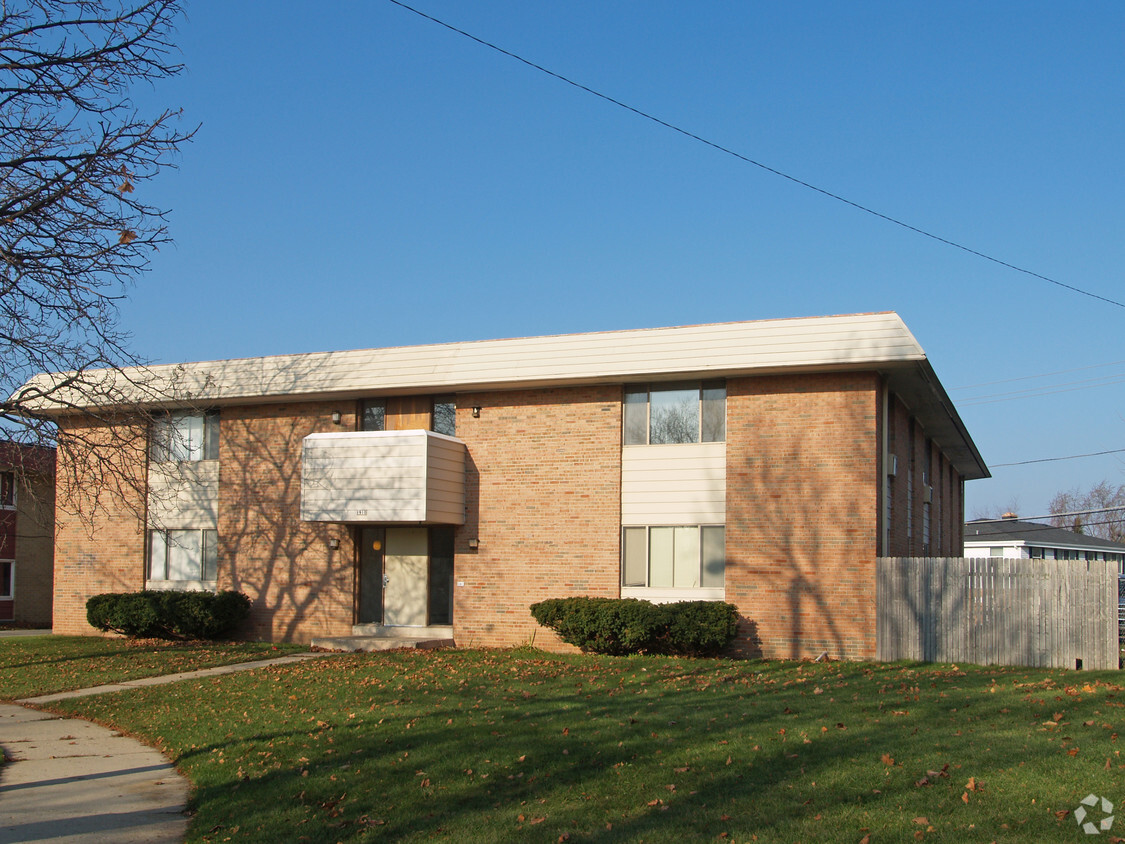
<box><xmin>622</xmin><ymin>525</ymin><xmax>724</xmax><ymax>589</ymax></box>
<box><xmin>0</xmin><ymin>560</ymin><xmax>12</xmax><ymax>599</ymax></box>
<box><xmin>148</xmin><ymin>529</ymin><xmax>218</xmax><ymax>583</ymax></box>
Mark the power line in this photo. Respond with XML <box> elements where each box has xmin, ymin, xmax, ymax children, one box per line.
<box><xmin>991</xmin><ymin>448</ymin><xmax>1125</xmax><ymax>468</ymax></box>
<box><xmin>952</xmin><ymin>360</ymin><xmax>1125</xmax><ymax>391</ymax></box>
<box><xmin>388</xmin><ymin>0</ymin><xmax>1125</xmax><ymax>311</ymax></box>
<box><xmin>957</xmin><ymin>373</ymin><xmax>1125</xmax><ymax>406</ymax></box>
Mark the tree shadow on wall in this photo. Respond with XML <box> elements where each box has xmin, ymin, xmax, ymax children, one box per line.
<box><xmin>218</xmin><ymin>405</ymin><xmax>352</xmax><ymax>642</ymax></box>
<box><xmin>730</xmin><ymin>398</ymin><xmax>872</xmax><ymax>660</ymax></box>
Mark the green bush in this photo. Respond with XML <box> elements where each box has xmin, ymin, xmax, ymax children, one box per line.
<box><xmin>663</xmin><ymin>600</ymin><xmax>741</xmax><ymax>656</ymax></box>
<box><xmin>86</xmin><ymin>590</ymin><xmax>251</xmax><ymax>640</ymax></box>
<box><xmin>530</xmin><ymin>597</ymin><xmax>739</xmax><ymax>656</ymax></box>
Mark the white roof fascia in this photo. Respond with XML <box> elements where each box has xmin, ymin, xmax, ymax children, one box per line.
<box><xmin>19</xmin><ymin>312</ymin><xmax>924</xmax><ymax>410</ymax></box>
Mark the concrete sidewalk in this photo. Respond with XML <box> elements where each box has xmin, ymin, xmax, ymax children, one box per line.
<box><xmin>0</xmin><ymin>652</ymin><xmax>332</xmax><ymax>843</ymax></box>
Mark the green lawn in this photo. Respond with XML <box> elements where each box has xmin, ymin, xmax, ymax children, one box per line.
<box><xmin>30</xmin><ymin>647</ymin><xmax>1125</xmax><ymax>842</ymax></box>
<box><xmin>0</xmin><ymin>635</ymin><xmax>305</xmax><ymax>700</ymax></box>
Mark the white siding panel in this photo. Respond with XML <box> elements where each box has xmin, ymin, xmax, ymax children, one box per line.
<box><xmin>302</xmin><ymin>430</ymin><xmax>465</xmax><ymax>524</ymax></box>
<box><xmin>148</xmin><ymin>461</ymin><xmax>219</xmax><ymax>529</ymax></box>
<box><xmin>29</xmin><ymin>313</ymin><xmax>923</xmax><ymax>407</ymax></box>
<box><xmin>621</xmin><ymin>443</ymin><xmax>725</xmax><ymax>525</ymax></box>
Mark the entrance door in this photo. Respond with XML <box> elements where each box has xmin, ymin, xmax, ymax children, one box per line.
<box><xmin>384</xmin><ymin>527</ymin><xmax>429</xmax><ymax>626</ymax></box>
<box><xmin>357</xmin><ymin>527</ymin><xmax>385</xmax><ymax>624</ymax></box>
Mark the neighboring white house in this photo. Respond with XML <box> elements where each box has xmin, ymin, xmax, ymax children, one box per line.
<box><xmin>964</xmin><ymin>516</ymin><xmax>1125</xmax><ymax>572</ymax></box>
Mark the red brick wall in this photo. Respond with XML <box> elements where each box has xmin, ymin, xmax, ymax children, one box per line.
<box><xmin>725</xmin><ymin>373</ymin><xmax>881</xmax><ymax>659</ymax></box>
<box><xmin>52</xmin><ymin>416</ymin><xmax>148</xmax><ymax>635</ymax></box>
<box><xmin>453</xmin><ymin>386</ymin><xmax>622</xmax><ymax>649</ymax></box>
<box><xmin>217</xmin><ymin>401</ymin><xmax>355</xmax><ymax>643</ymax></box>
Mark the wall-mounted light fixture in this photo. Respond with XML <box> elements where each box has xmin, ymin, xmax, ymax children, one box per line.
<box><xmin>331</xmin><ymin>411</ymin><xmax>341</xmax><ymax>424</ymax></box>
<box><xmin>328</xmin><ymin>538</ymin><xmax>340</xmax><ymax>550</ymax></box>
<box><xmin>471</xmin><ymin>407</ymin><xmax>481</xmax><ymax>418</ymax></box>
<box><xmin>467</xmin><ymin>538</ymin><xmax>479</xmax><ymax>549</ymax></box>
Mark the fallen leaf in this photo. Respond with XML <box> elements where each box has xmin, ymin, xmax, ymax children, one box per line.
<box><xmin>881</xmin><ymin>753</ymin><xmax>895</xmax><ymax>766</ymax></box>
<box><xmin>913</xmin><ymin>817</ymin><xmax>929</xmax><ymax>825</ymax></box>
<box><xmin>961</xmin><ymin>792</ymin><xmax>969</xmax><ymax>803</ymax></box>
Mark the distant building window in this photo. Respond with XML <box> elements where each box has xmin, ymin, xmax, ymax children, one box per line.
<box><xmin>432</xmin><ymin>398</ymin><xmax>456</xmax><ymax>437</ymax></box>
<box><xmin>1029</xmin><ymin>547</ymin><xmax>1044</xmax><ymax>559</ymax></box>
<box><xmin>989</xmin><ymin>546</ymin><xmax>1004</xmax><ymax>558</ymax></box>
<box><xmin>148</xmin><ymin>529</ymin><xmax>218</xmax><ymax>582</ymax></box>
<box><xmin>622</xmin><ymin>525</ymin><xmax>724</xmax><ymax>589</ymax></box>
<box><xmin>0</xmin><ymin>472</ymin><xmax>13</xmax><ymax>508</ymax></box>
<box><xmin>361</xmin><ymin>399</ymin><xmax>385</xmax><ymax>432</ymax></box>
<box><xmin>0</xmin><ymin>561</ymin><xmax>12</xmax><ymax>599</ymax></box>
<box><xmin>151</xmin><ymin>412</ymin><xmax>219</xmax><ymax>462</ymax></box>
<box><xmin>623</xmin><ymin>382</ymin><xmax>725</xmax><ymax>445</ymax></box>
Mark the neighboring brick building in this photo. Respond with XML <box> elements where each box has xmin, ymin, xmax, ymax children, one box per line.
<box><xmin>0</xmin><ymin>443</ymin><xmax>56</xmax><ymax>627</ymax></box>
<box><xmin>28</xmin><ymin>313</ymin><xmax>987</xmax><ymax>659</ymax></box>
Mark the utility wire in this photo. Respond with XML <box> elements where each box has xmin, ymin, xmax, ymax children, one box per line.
<box><xmin>388</xmin><ymin>0</ymin><xmax>1125</xmax><ymax>310</ymax></box>
<box><xmin>991</xmin><ymin>448</ymin><xmax>1125</xmax><ymax>468</ymax></box>
<box><xmin>953</xmin><ymin>360</ymin><xmax>1125</xmax><ymax>391</ymax></box>
<box><xmin>957</xmin><ymin>373</ymin><xmax>1125</xmax><ymax>406</ymax></box>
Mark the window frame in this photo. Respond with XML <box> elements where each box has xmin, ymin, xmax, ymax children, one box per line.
<box><xmin>431</xmin><ymin>397</ymin><xmax>456</xmax><ymax>437</ymax></box>
<box><xmin>360</xmin><ymin>399</ymin><xmax>386</xmax><ymax>432</ymax></box>
<box><xmin>147</xmin><ymin>528</ymin><xmax>219</xmax><ymax>585</ymax></box>
<box><xmin>150</xmin><ymin>411</ymin><xmax>220</xmax><ymax>463</ymax></box>
<box><xmin>0</xmin><ymin>471</ymin><xmax>15</xmax><ymax>509</ymax></box>
<box><xmin>620</xmin><ymin>524</ymin><xmax>725</xmax><ymax>597</ymax></box>
<box><xmin>623</xmin><ymin>381</ymin><xmax>725</xmax><ymax>446</ymax></box>
<box><xmin>0</xmin><ymin>560</ymin><xmax>13</xmax><ymax>600</ymax></box>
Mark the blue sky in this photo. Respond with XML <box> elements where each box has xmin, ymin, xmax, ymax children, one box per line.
<box><xmin>120</xmin><ymin>1</ymin><xmax>1125</xmax><ymax>519</ymax></box>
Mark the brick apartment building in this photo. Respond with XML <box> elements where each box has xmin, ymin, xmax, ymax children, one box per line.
<box><xmin>0</xmin><ymin>443</ymin><xmax>55</xmax><ymax>626</ymax></box>
<box><xmin>30</xmin><ymin>313</ymin><xmax>987</xmax><ymax>659</ymax></box>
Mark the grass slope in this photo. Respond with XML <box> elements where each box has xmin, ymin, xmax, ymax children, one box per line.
<box><xmin>41</xmin><ymin>648</ymin><xmax>1125</xmax><ymax>842</ymax></box>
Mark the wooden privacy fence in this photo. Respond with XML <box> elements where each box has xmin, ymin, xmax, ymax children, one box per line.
<box><xmin>877</xmin><ymin>557</ymin><xmax>1119</xmax><ymax>670</ymax></box>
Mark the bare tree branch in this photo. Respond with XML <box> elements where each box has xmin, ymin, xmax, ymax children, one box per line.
<box><xmin>0</xmin><ymin>0</ymin><xmax>193</xmax><ymax>524</ymax></box>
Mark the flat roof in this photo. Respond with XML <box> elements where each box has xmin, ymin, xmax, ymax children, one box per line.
<box><xmin>14</xmin><ymin>311</ymin><xmax>988</xmax><ymax>479</ymax></box>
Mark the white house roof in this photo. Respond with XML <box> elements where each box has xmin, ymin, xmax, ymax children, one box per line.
<box><xmin>15</xmin><ymin>311</ymin><xmax>988</xmax><ymax>478</ymax></box>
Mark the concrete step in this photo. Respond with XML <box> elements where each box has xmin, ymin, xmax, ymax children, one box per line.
<box><xmin>311</xmin><ymin>635</ymin><xmax>454</xmax><ymax>653</ymax></box>
<box><xmin>350</xmin><ymin>624</ymin><xmax>453</xmax><ymax>639</ymax></box>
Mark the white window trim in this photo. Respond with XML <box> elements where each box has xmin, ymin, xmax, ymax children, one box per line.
<box><xmin>0</xmin><ymin>471</ymin><xmax>15</xmax><ymax>510</ymax></box>
<box><xmin>0</xmin><ymin>560</ymin><xmax>14</xmax><ymax>600</ymax></box>
<box><xmin>621</xmin><ymin>524</ymin><xmax>726</xmax><ymax>595</ymax></box>
<box><xmin>146</xmin><ymin>528</ymin><xmax>218</xmax><ymax>589</ymax></box>
<box><xmin>622</xmin><ymin>586</ymin><xmax>725</xmax><ymax>602</ymax></box>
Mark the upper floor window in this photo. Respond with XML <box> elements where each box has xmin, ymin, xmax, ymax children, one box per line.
<box><xmin>0</xmin><ymin>472</ymin><xmax>14</xmax><ymax>508</ymax></box>
<box><xmin>361</xmin><ymin>397</ymin><xmax>456</xmax><ymax>437</ymax></box>
<box><xmin>623</xmin><ymin>381</ymin><xmax>725</xmax><ymax>445</ymax></box>
<box><xmin>361</xmin><ymin>399</ymin><xmax>386</xmax><ymax>432</ymax></box>
<box><xmin>432</xmin><ymin>397</ymin><xmax>456</xmax><ymax>437</ymax></box>
<box><xmin>151</xmin><ymin>412</ymin><xmax>219</xmax><ymax>463</ymax></box>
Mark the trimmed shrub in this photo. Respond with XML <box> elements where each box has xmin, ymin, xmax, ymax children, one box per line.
<box><xmin>86</xmin><ymin>590</ymin><xmax>251</xmax><ymax>640</ymax></box>
<box><xmin>663</xmin><ymin>600</ymin><xmax>740</xmax><ymax>656</ymax></box>
<box><xmin>530</xmin><ymin>597</ymin><xmax>739</xmax><ymax>657</ymax></box>
<box><xmin>531</xmin><ymin>597</ymin><xmax>670</xmax><ymax>655</ymax></box>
